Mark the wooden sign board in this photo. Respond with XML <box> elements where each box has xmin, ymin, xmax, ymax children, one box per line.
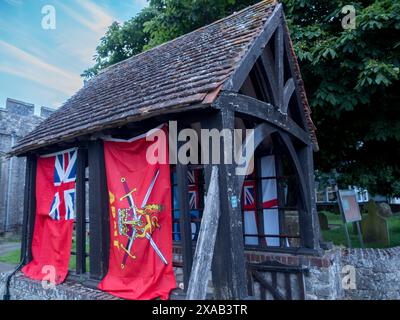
<box><xmin>337</xmin><ymin>190</ymin><xmax>362</xmax><ymax>223</ymax></box>
<box><xmin>337</xmin><ymin>189</ymin><xmax>364</xmax><ymax>248</ymax></box>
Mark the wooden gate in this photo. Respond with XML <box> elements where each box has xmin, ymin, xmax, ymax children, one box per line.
<box><xmin>247</xmin><ymin>260</ymin><xmax>309</xmax><ymax>300</ymax></box>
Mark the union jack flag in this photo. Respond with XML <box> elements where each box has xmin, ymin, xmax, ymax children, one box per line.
<box><xmin>243</xmin><ymin>179</ymin><xmax>256</xmax><ymax>211</ymax></box>
<box><xmin>49</xmin><ymin>149</ymin><xmax>77</xmax><ymax>221</ymax></box>
<box><xmin>243</xmin><ymin>177</ymin><xmax>259</xmax><ymax>245</ymax></box>
<box><xmin>172</xmin><ymin>169</ymin><xmax>201</xmax><ymax>241</ymax></box>
<box><xmin>188</xmin><ymin>170</ymin><xmax>199</xmax><ymax>210</ymax></box>
<box><xmin>188</xmin><ymin>170</ymin><xmax>201</xmax><ymax>240</ymax></box>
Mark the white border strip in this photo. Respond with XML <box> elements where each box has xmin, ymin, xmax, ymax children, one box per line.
<box><xmin>102</xmin><ymin>124</ymin><xmax>165</xmax><ymax>143</ymax></box>
<box><xmin>40</xmin><ymin>147</ymin><xmax>77</xmax><ymax>158</ymax></box>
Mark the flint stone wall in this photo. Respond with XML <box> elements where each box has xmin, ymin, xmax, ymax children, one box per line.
<box><xmin>0</xmin><ymin>98</ymin><xmax>54</xmax><ymax>234</ymax></box>
<box><xmin>304</xmin><ymin>249</ymin><xmax>343</xmax><ymax>300</ymax></box>
<box><xmin>341</xmin><ymin>247</ymin><xmax>400</xmax><ymax>300</ymax></box>
<box><xmin>1</xmin><ymin>247</ymin><xmax>400</xmax><ymax>300</ymax></box>
<box><xmin>0</xmin><ymin>273</ymin><xmax>118</xmax><ymax>300</ymax></box>
<box><xmin>0</xmin><ymin>269</ymin><xmax>187</xmax><ymax>300</ymax></box>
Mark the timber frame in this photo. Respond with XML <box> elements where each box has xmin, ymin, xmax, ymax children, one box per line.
<box><xmin>15</xmin><ymin>1</ymin><xmax>322</xmax><ymax>300</ymax></box>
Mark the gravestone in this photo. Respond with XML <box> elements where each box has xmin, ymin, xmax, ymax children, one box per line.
<box><xmin>361</xmin><ymin>200</ymin><xmax>390</xmax><ymax>246</ymax></box>
<box><xmin>318</xmin><ymin>212</ymin><xmax>329</xmax><ymax>230</ymax></box>
<box><xmin>378</xmin><ymin>202</ymin><xmax>392</xmax><ymax>219</ymax></box>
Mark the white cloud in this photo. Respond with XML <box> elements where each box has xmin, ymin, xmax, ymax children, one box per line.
<box><xmin>49</xmin><ymin>0</ymin><xmax>117</xmax><ymax>71</ymax></box>
<box><xmin>0</xmin><ymin>0</ymin><xmax>144</xmax><ymax>109</ymax></box>
<box><xmin>3</xmin><ymin>0</ymin><xmax>22</xmax><ymax>6</ymax></box>
<box><xmin>0</xmin><ymin>40</ymin><xmax>82</xmax><ymax>96</ymax></box>
<box><xmin>55</xmin><ymin>36</ymin><xmax>97</xmax><ymax>67</ymax></box>
<box><xmin>78</xmin><ymin>1</ymin><xmax>117</xmax><ymax>25</ymax></box>
<box><xmin>55</xmin><ymin>0</ymin><xmax>116</xmax><ymax>38</ymax></box>
<box><xmin>134</xmin><ymin>0</ymin><xmax>149</xmax><ymax>7</ymax></box>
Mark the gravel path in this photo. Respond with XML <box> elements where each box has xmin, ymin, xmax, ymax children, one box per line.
<box><xmin>0</xmin><ymin>262</ymin><xmax>15</xmax><ymax>273</ymax></box>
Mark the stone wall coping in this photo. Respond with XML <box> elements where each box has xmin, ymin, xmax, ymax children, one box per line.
<box><xmin>173</xmin><ymin>246</ymin><xmax>338</xmax><ymax>268</ymax></box>
<box><xmin>0</xmin><ymin>272</ymin><xmax>119</xmax><ymax>300</ymax></box>
<box><xmin>3</xmin><ymin>246</ymin><xmax>400</xmax><ymax>300</ymax></box>
<box><xmin>342</xmin><ymin>246</ymin><xmax>400</xmax><ymax>259</ymax></box>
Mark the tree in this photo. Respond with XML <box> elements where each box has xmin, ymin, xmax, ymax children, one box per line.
<box><xmin>143</xmin><ymin>0</ymin><xmax>258</xmax><ymax>50</ymax></box>
<box><xmin>82</xmin><ymin>0</ymin><xmax>400</xmax><ymax>197</ymax></box>
<box><xmin>283</xmin><ymin>0</ymin><xmax>400</xmax><ymax>197</ymax></box>
<box><xmin>81</xmin><ymin>6</ymin><xmax>159</xmax><ymax>79</ymax></box>
<box><xmin>82</xmin><ymin>0</ymin><xmax>259</xmax><ymax>78</ymax></box>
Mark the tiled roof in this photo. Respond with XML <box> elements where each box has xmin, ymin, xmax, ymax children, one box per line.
<box><xmin>12</xmin><ymin>0</ymin><xmax>317</xmax><ymax>155</ymax></box>
<box><xmin>284</xmin><ymin>24</ymin><xmax>319</xmax><ymax>151</ymax></box>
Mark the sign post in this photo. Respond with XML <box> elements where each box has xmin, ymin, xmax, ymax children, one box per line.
<box><xmin>337</xmin><ymin>189</ymin><xmax>364</xmax><ymax>249</ymax></box>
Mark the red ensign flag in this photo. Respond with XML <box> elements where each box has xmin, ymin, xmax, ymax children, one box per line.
<box><xmin>98</xmin><ymin>126</ymin><xmax>176</xmax><ymax>300</ymax></box>
<box><xmin>22</xmin><ymin>149</ymin><xmax>76</xmax><ymax>284</ymax></box>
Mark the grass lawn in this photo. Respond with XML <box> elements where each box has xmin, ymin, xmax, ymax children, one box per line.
<box><xmin>321</xmin><ymin>211</ymin><xmax>400</xmax><ymax>248</ymax></box>
<box><xmin>0</xmin><ymin>248</ymin><xmax>79</xmax><ymax>270</ymax></box>
<box><xmin>0</xmin><ymin>248</ymin><xmax>21</xmax><ymax>264</ymax></box>
<box><xmin>0</xmin><ymin>237</ymin><xmax>89</xmax><ymax>271</ymax></box>
<box><xmin>1</xmin><ymin>213</ymin><xmax>399</xmax><ymax>265</ymax></box>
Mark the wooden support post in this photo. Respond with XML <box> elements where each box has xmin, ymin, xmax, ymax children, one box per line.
<box><xmin>187</xmin><ymin>166</ymin><xmax>220</xmax><ymax>300</ymax></box>
<box><xmin>26</xmin><ymin>156</ymin><xmax>37</xmax><ymax>263</ymax></box>
<box><xmin>21</xmin><ymin>155</ymin><xmax>37</xmax><ymax>263</ymax></box>
<box><xmin>176</xmin><ymin>162</ymin><xmax>193</xmax><ymax>290</ymax></box>
<box><xmin>274</xmin><ymin>141</ymin><xmax>287</xmax><ymax>247</ymax></box>
<box><xmin>283</xmin><ymin>78</ymin><xmax>295</xmax><ymax>114</ymax></box>
<box><xmin>260</xmin><ymin>46</ymin><xmax>278</xmax><ymax>106</ymax></box>
<box><xmin>255</xmin><ymin>157</ymin><xmax>267</xmax><ymax>248</ymax></box>
<box><xmin>75</xmin><ymin>148</ymin><xmax>87</xmax><ymax>275</ymax></box>
<box><xmin>276</xmin><ymin>132</ymin><xmax>315</xmax><ymax>249</ymax></box>
<box><xmin>275</xmin><ymin>23</ymin><xmax>284</xmax><ymax>110</ymax></box>
<box><xmin>20</xmin><ymin>158</ymin><xmax>30</xmax><ymax>261</ymax></box>
<box><xmin>297</xmin><ymin>144</ymin><xmax>320</xmax><ymax>250</ymax></box>
<box><xmin>202</xmin><ymin>107</ymin><xmax>248</xmax><ymax>300</ymax></box>
<box><xmin>88</xmin><ymin>140</ymin><xmax>110</xmax><ymax>281</ymax></box>
<box><xmin>282</xmin><ymin>20</ymin><xmax>311</xmax><ymax>132</ymax></box>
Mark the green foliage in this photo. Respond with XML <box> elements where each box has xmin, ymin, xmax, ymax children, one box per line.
<box><xmin>283</xmin><ymin>0</ymin><xmax>400</xmax><ymax>197</ymax></box>
<box><xmin>142</xmin><ymin>0</ymin><xmax>257</xmax><ymax>50</ymax></box>
<box><xmin>0</xmin><ymin>248</ymin><xmax>20</xmax><ymax>264</ymax></box>
<box><xmin>82</xmin><ymin>0</ymin><xmax>258</xmax><ymax>78</ymax></box>
<box><xmin>82</xmin><ymin>0</ymin><xmax>400</xmax><ymax>197</ymax></box>
<box><xmin>81</xmin><ymin>7</ymin><xmax>159</xmax><ymax>79</ymax></box>
<box><xmin>321</xmin><ymin>211</ymin><xmax>400</xmax><ymax>248</ymax></box>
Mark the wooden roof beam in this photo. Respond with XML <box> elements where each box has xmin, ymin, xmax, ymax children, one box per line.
<box><xmin>223</xmin><ymin>3</ymin><xmax>283</xmax><ymax>92</ymax></box>
<box><xmin>213</xmin><ymin>92</ymin><xmax>311</xmax><ymax>146</ymax></box>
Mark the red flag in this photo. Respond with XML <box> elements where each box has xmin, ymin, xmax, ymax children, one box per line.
<box><xmin>22</xmin><ymin>149</ymin><xmax>76</xmax><ymax>284</ymax></box>
<box><xmin>98</xmin><ymin>125</ymin><xmax>176</xmax><ymax>300</ymax></box>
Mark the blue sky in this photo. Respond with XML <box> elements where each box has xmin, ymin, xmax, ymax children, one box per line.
<box><xmin>0</xmin><ymin>0</ymin><xmax>147</xmax><ymax>114</ymax></box>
